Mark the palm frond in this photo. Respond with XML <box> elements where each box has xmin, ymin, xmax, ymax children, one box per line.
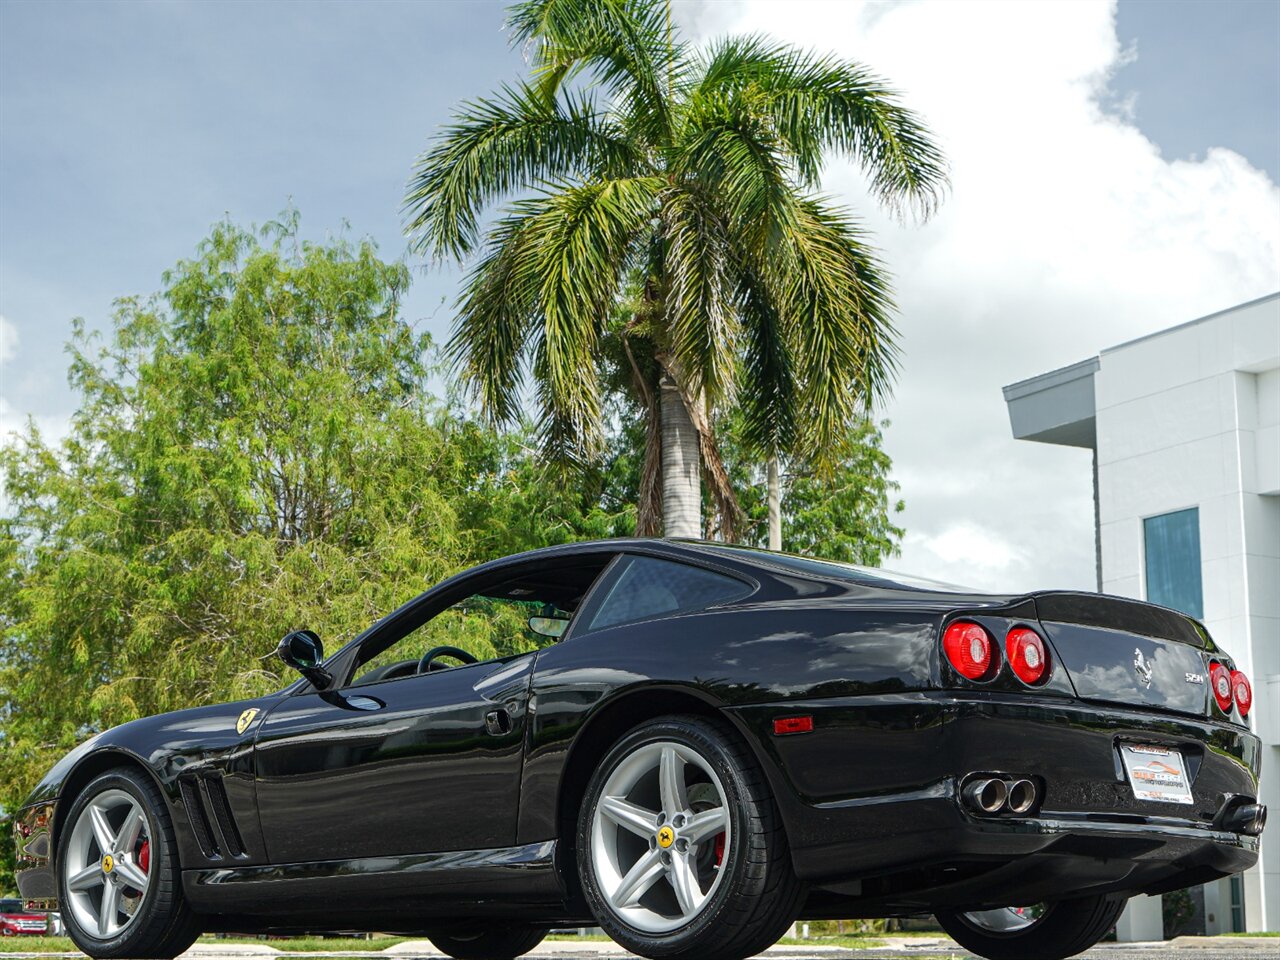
<box><xmin>734</xmin><ymin>268</ymin><xmax>797</xmax><ymax>457</ymax></box>
<box><xmin>769</xmin><ymin>195</ymin><xmax>898</xmax><ymax>464</ymax></box>
<box><xmin>660</xmin><ymin>186</ymin><xmax>738</xmax><ymax>404</ymax></box>
<box><xmin>456</xmin><ymin>177</ymin><xmax>662</xmax><ymax>458</ymax></box>
<box><xmin>404</xmin><ymin>82</ymin><xmax>636</xmax><ymax>260</ymax></box>
<box><xmin>508</xmin><ymin>0</ymin><xmax>680</xmax><ymax>144</ymax></box>
<box><xmin>673</xmin><ymin>92</ymin><xmax>800</xmax><ymax>250</ymax></box>
<box><xmin>448</xmin><ymin>214</ymin><xmax>542</xmax><ymax>424</ymax></box>
<box><xmin>693</xmin><ymin>36</ymin><xmax>948</xmax><ymax>218</ymax></box>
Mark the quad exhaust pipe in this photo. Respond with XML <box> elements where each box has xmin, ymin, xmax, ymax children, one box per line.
<box><xmin>962</xmin><ymin>776</ymin><xmax>1039</xmax><ymax>816</ymax></box>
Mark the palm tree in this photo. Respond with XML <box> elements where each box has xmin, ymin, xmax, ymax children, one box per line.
<box><xmin>405</xmin><ymin>0</ymin><xmax>946</xmax><ymax>540</ymax></box>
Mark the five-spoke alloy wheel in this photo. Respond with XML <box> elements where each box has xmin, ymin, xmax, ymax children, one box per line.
<box><xmin>578</xmin><ymin>716</ymin><xmax>802</xmax><ymax>960</ymax></box>
<box><xmin>590</xmin><ymin>739</ymin><xmax>731</xmax><ymax>933</ymax></box>
<box><xmin>63</xmin><ymin>788</ymin><xmax>152</xmax><ymax>940</ymax></box>
<box><xmin>58</xmin><ymin>768</ymin><xmax>200</xmax><ymax>959</ymax></box>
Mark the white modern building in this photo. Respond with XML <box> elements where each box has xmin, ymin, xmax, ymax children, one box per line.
<box><xmin>1003</xmin><ymin>292</ymin><xmax>1280</xmax><ymax>936</ymax></box>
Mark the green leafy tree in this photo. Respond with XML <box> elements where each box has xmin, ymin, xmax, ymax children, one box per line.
<box><xmin>0</xmin><ymin>219</ymin><xmax>611</xmax><ymax>849</ymax></box>
<box><xmin>722</xmin><ymin>417</ymin><xmax>904</xmax><ymax>564</ymax></box>
<box><xmin>405</xmin><ymin>0</ymin><xmax>946</xmax><ymax>539</ymax></box>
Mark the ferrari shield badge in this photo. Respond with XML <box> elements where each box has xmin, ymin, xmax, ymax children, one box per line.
<box><xmin>236</xmin><ymin>708</ymin><xmax>260</xmax><ymax>736</ymax></box>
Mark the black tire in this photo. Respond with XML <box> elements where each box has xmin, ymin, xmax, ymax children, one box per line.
<box><xmin>577</xmin><ymin>715</ymin><xmax>804</xmax><ymax>960</ymax></box>
<box><xmin>424</xmin><ymin>923</ymin><xmax>546</xmax><ymax>960</ymax></box>
<box><xmin>57</xmin><ymin>767</ymin><xmax>201</xmax><ymax>959</ymax></box>
<box><xmin>935</xmin><ymin>895</ymin><xmax>1127</xmax><ymax>960</ymax></box>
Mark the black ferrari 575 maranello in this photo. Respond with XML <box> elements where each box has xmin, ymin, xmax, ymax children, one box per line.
<box><xmin>13</xmin><ymin>539</ymin><xmax>1265</xmax><ymax>960</ymax></box>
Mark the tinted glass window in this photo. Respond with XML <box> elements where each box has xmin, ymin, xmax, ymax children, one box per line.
<box><xmin>1144</xmin><ymin>507</ymin><xmax>1203</xmax><ymax>618</ymax></box>
<box><xmin>589</xmin><ymin>556</ymin><xmax>749</xmax><ymax>631</ymax></box>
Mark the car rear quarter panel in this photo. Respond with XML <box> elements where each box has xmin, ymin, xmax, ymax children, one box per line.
<box><xmin>517</xmin><ymin>599</ymin><xmax>946</xmax><ymax>844</ymax></box>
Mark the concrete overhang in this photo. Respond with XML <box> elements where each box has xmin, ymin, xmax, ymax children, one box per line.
<box><xmin>1002</xmin><ymin>357</ymin><xmax>1099</xmax><ymax>449</ymax></box>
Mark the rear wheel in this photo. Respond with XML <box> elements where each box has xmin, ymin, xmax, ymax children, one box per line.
<box><xmin>935</xmin><ymin>895</ymin><xmax>1127</xmax><ymax>960</ymax></box>
<box><xmin>57</xmin><ymin>767</ymin><xmax>200</xmax><ymax>959</ymax></box>
<box><xmin>577</xmin><ymin>715</ymin><xmax>803</xmax><ymax>960</ymax></box>
<box><xmin>423</xmin><ymin>923</ymin><xmax>545</xmax><ymax>960</ymax></box>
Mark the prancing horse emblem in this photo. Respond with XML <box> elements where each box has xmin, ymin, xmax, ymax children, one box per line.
<box><xmin>236</xmin><ymin>708</ymin><xmax>260</xmax><ymax>735</ymax></box>
<box><xmin>1133</xmin><ymin>648</ymin><xmax>1154</xmax><ymax>689</ymax></box>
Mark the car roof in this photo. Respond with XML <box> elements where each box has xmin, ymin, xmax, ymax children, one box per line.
<box><xmin>478</xmin><ymin>537</ymin><xmax>978</xmax><ymax>594</ymax></box>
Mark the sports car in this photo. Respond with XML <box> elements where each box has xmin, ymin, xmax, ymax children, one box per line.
<box><xmin>12</xmin><ymin>538</ymin><xmax>1266</xmax><ymax>960</ymax></box>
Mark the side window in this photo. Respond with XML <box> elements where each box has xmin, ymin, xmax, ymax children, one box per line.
<box><xmin>588</xmin><ymin>556</ymin><xmax>750</xmax><ymax>632</ymax></box>
<box><xmin>350</xmin><ymin>594</ymin><xmax>564</xmax><ymax>686</ymax></box>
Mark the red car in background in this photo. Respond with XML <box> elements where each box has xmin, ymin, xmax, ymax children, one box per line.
<box><xmin>0</xmin><ymin>898</ymin><xmax>49</xmax><ymax>936</ymax></box>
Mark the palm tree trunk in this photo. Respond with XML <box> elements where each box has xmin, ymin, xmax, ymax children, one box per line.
<box><xmin>767</xmin><ymin>456</ymin><xmax>782</xmax><ymax>550</ymax></box>
<box><xmin>659</xmin><ymin>371</ymin><xmax>701</xmax><ymax>538</ymax></box>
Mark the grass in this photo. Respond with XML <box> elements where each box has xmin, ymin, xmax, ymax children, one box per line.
<box><xmin>1223</xmin><ymin>931</ymin><xmax>1280</xmax><ymax>936</ymax></box>
<box><xmin>0</xmin><ymin>938</ymin><xmax>75</xmax><ymax>953</ymax></box>
<box><xmin>777</xmin><ymin>934</ymin><xmax>888</xmax><ymax>948</ymax></box>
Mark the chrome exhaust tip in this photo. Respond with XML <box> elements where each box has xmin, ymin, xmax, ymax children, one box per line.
<box><xmin>1222</xmin><ymin>803</ymin><xmax>1268</xmax><ymax>837</ymax></box>
<box><xmin>963</xmin><ymin>777</ymin><xmax>1008</xmax><ymax>814</ymax></box>
<box><xmin>1006</xmin><ymin>778</ymin><xmax>1037</xmax><ymax>815</ymax></box>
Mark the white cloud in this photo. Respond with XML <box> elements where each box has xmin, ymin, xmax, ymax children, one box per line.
<box><xmin>0</xmin><ymin>314</ymin><xmax>16</xmax><ymax>365</ymax></box>
<box><xmin>688</xmin><ymin>0</ymin><xmax>1280</xmax><ymax>593</ymax></box>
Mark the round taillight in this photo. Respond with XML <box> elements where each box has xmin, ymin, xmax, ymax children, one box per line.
<box><xmin>1232</xmin><ymin>670</ymin><xmax>1252</xmax><ymax>717</ymax></box>
<box><xmin>943</xmin><ymin>621</ymin><xmax>995</xmax><ymax>680</ymax></box>
<box><xmin>1006</xmin><ymin>627</ymin><xmax>1049</xmax><ymax>685</ymax></box>
<box><xmin>1210</xmin><ymin>661</ymin><xmax>1234</xmax><ymax>714</ymax></box>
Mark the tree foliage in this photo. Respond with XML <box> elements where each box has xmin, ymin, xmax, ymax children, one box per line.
<box><xmin>722</xmin><ymin>417</ymin><xmax>905</xmax><ymax>564</ymax></box>
<box><xmin>0</xmin><ymin>221</ymin><xmax>629</xmax><ymax>834</ymax></box>
<box><xmin>404</xmin><ymin>0</ymin><xmax>946</xmax><ymax>532</ymax></box>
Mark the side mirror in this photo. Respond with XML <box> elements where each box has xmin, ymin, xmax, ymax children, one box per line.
<box><xmin>277</xmin><ymin>629</ymin><xmax>333</xmax><ymax>689</ymax></box>
<box><xmin>528</xmin><ymin>616</ymin><xmax>570</xmax><ymax>640</ymax></box>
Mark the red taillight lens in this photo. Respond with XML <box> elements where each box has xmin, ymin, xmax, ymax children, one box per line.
<box><xmin>1006</xmin><ymin>627</ymin><xmax>1049</xmax><ymax>685</ymax></box>
<box><xmin>1210</xmin><ymin>661</ymin><xmax>1234</xmax><ymax>713</ymax></box>
<box><xmin>943</xmin><ymin>621</ymin><xmax>995</xmax><ymax>680</ymax></box>
<box><xmin>1232</xmin><ymin>670</ymin><xmax>1252</xmax><ymax>717</ymax></box>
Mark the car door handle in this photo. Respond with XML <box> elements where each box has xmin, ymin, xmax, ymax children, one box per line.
<box><xmin>484</xmin><ymin>708</ymin><xmax>512</xmax><ymax>736</ymax></box>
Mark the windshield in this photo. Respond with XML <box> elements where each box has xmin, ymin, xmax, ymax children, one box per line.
<box><xmin>700</xmin><ymin>544</ymin><xmax>976</xmax><ymax>593</ymax></box>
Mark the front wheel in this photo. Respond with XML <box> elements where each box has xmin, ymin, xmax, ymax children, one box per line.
<box><xmin>57</xmin><ymin>767</ymin><xmax>201</xmax><ymax>959</ymax></box>
<box><xmin>577</xmin><ymin>715</ymin><xmax>803</xmax><ymax>960</ymax></box>
<box><xmin>935</xmin><ymin>895</ymin><xmax>1127</xmax><ymax>960</ymax></box>
<box><xmin>423</xmin><ymin>923</ymin><xmax>545</xmax><ymax>960</ymax></box>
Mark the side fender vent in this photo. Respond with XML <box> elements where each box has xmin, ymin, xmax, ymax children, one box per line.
<box><xmin>178</xmin><ymin>776</ymin><xmax>221</xmax><ymax>860</ymax></box>
<box><xmin>201</xmin><ymin>774</ymin><xmax>246</xmax><ymax>858</ymax></box>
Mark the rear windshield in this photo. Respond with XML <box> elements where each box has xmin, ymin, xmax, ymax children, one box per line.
<box><xmin>701</xmin><ymin>545</ymin><xmax>974</xmax><ymax>593</ymax></box>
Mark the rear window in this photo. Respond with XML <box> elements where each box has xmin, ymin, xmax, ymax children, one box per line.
<box><xmin>588</xmin><ymin>556</ymin><xmax>750</xmax><ymax>631</ymax></box>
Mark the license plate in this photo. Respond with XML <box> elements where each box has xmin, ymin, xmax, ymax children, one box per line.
<box><xmin>1120</xmin><ymin>743</ymin><xmax>1194</xmax><ymax>805</ymax></box>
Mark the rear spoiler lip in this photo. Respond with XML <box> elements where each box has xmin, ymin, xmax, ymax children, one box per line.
<box><xmin>1016</xmin><ymin>590</ymin><xmax>1213</xmax><ymax>651</ymax></box>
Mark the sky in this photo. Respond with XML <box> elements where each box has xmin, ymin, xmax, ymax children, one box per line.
<box><xmin>1</xmin><ymin>0</ymin><xmax>1278</xmax><ymax>593</ymax></box>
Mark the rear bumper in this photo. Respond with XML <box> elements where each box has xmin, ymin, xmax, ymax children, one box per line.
<box><xmin>727</xmin><ymin>691</ymin><xmax>1261</xmax><ymax>910</ymax></box>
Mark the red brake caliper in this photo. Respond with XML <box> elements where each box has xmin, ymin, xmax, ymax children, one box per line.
<box><xmin>714</xmin><ymin>832</ymin><xmax>726</xmax><ymax>867</ymax></box>
<box><xmin>138</xmin><ymin>840</ymin><xmax>150</xmax><ymax>874</ymax></box>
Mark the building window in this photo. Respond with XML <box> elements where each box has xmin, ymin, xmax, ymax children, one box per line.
<box><xmin>1143</xmin><ymin>507</ymin><xmax>1203</xmax><ymax>618</ymax></box>
<box><xmin>1230</xmin><ymin>874</ymin><xmax>1245</xmax><ymax>932</ymax></box>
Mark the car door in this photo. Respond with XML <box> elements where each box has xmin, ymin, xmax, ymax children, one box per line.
<box><xmin>252</xmin><ymin>649</ymin><xmax>534</xmax><ymax>865</ymax></box>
